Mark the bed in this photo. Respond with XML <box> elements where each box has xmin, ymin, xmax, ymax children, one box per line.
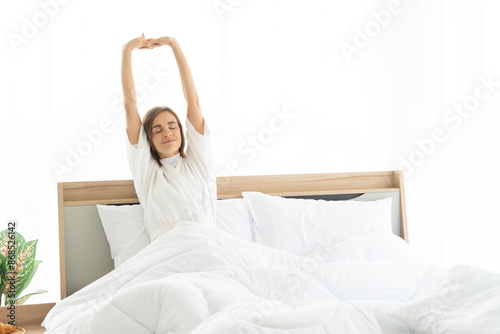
<box><xmin>42</xmin><ymin>170</ymin><xmax>500</xmax><ymax>333</ymax></box>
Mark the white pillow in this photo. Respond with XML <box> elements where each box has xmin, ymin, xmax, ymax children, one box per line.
<box><xmin>389</xmin><ymin>265</ymin><xmax>500</xmax><ymax>333</ymax></box>
<box><xmin>241</xmin><ymin>191</ymin><xmax>393</xmax><ymax>256</ymax></box>
<box><xmin>97</xmin><ymin>199</ymin><xmax>254</xmax><ymax>267</ymax></box>
<box><xmin>215</xmin><ymin>198</ymin><xmax>254</xmax><ymax>242</ymax></box>
<box><xmin>96</xmin><ymin>204</ymin><xmax>150</xmax><ymax>268</ymax></box>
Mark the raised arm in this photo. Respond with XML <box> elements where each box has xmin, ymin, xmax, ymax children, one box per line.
<box><xmin>121</xmin><ymin>33</ymin><xmax>151</xmax><ymax>145</ymax></box>
<box><xmin>148</xmin><ymin>37</ymin><xmax>205</xmax><ymax>135</ymax></box>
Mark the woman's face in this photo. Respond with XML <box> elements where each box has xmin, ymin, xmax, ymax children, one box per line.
<box><xmin>151</xmin><ymin>111</ymin><xmax>182</xmax><ymax>159</ymax></box>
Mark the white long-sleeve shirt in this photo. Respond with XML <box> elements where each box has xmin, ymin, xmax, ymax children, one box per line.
<box><xmin>126</xmin><ymin>117</ymin><xmax>217</xmax><ymax>242</ymax></box>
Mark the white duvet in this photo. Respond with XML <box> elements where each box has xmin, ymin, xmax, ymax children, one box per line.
<box><xmin>42</xmin><ymin>223</ymin><xmax>499</xmax><ymax>333</ymax></box>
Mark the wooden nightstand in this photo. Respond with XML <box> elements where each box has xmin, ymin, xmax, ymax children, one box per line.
<box><xmin>0</xmin><ymin>303</ymin><xmax>55</xmax><ymax>333</ymax></box>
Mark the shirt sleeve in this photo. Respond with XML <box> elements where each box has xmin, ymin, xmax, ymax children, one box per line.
<box><xmin>125</xmin><ymin>125</ymin><xmax>156</xmax><ymax>198</ymax></box>
<box><xmin>185</xmin><ymin>116</ymin><xmax>214</xmax><ymax>180</ymax></box>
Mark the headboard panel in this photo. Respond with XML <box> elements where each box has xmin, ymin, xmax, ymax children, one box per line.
<box><xmin>58</xmin><ymin>170</ymin><xmax>408</xmax><ymax>299</ymax></box>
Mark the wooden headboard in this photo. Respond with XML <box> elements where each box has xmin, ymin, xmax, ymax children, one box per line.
<box><xmin>58</xmin><ymin>170</ymin><xmax>408</xmax><ymax>299</ymax></box>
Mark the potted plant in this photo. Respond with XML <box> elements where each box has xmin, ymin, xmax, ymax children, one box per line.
<box><xmin>0</xmin><ymin>229</ymin><xmax>47</xmax><ymax>305</ymax></box>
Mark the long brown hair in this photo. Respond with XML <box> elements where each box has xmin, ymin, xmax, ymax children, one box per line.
<box><xmin>142</xmin><ymin>106</ymin><xmax>186</xmax><ymax>167</ymax></box>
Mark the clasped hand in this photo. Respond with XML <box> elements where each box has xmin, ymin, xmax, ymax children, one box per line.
<box><xmin>124</xmin><ymin>33</ymin><xmax>177</xmax><ymax>51</ymax></box>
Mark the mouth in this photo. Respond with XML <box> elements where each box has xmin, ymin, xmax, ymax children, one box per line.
<box><xmin>162</xmin><ymin>138</ymin><xmax>175</xmax><ymax>144</ymax></box>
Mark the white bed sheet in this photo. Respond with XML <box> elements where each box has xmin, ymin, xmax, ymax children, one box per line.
<box><xmin>42</xmin><ymin>223</ymin><xmax>497</xmax><ymax>333</ymax></box>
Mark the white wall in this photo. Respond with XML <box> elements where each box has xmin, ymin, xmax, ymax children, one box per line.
<box><xmin>1</xmin><ymin>0</ymin><xmax>499</xmax><ymax>305</ymax></box>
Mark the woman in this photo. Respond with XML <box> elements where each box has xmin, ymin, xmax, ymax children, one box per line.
<box><xmin>121</xmin><ymin>33</ymin><xmax>217</xmax><ymax>242</ymax></box>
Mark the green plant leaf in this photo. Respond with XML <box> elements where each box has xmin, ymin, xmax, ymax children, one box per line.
<box><xmin>14</xmin><ymin>289</ymin><xmax>48</xmax><ymax>305</ymax></box>
<box><xmin>0</xmin><ymin>229</ymin><xmax>25</xmax><ymax>258</ymax></box>
<box><xmin>0</xmin><ymin>253</ymin><xmax>5</xmax><ymax>305</ymax></box>
<box><xmin>5</xmin><ymin>260</ymin><xmax>42</xmax><ymax>306</ymax></box>
<box><xmin>0</xmin><ymin>240</ymin><xmax>37</xmax><ymax>302</ymax></box>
